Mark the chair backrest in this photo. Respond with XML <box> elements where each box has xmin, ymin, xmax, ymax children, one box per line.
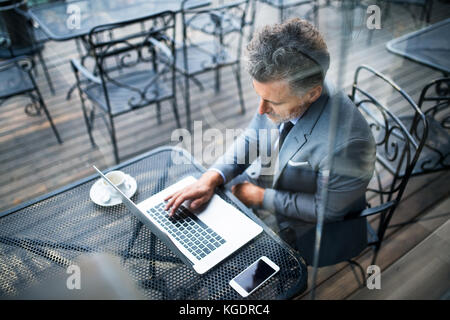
<box><xmin>0</xmin><ymin>36</ymin><xmax>36</xmax><ymax>100</ymax></box>
<box><xmin>87</xmin><ymin>10</ymin><xmax>177</xmax><ymax>112</ymax></box>
<box><xmin>349</xmin><ymin>65</ymin><xmax>428</xmax><ymax>239</ymax></box>
<box><xmin>180</xmin><ymin>0</ymin><xmax>250</xmax><ymax>70</ymax></box>
<box><xmin>418</xmin><ymin>77</ymin><xmax>450</xmax><ymax>128</ymax></box>
<box><xmin>415</xmin><ymin>77</ymin><xmax>450</xmax><ymax>173</ymax></box>
<box><xmin>0</xmin><ymin>55</ymin><xmax>35</xmax><ymax>100</ymax></box>
<box><xmin>0</xmin><ymin>0</ymin><xmax>37</xmax><ymax>57</ymax></box>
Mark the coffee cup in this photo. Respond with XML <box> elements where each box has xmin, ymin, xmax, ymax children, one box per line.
<box><xmin>101</xmin><ymin>170</ymin><xmax>130</xmax><ymax>196</ymax></box>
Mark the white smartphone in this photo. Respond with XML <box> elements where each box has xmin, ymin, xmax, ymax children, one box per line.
<box><xmin>229</xmin><ymin>256</ymin><xmax>280</xmax><ymax>298</ymax></box>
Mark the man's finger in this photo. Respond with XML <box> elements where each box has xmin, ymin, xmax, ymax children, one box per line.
<box><xmin>169</xmin><ymin>194</ymin><xmax>190</xmax><ymax>216</ymax></box>
<box><xmin>164</xmin><ymin>190</ymin><xmax>181</xmax><ymax>210</ymax></box>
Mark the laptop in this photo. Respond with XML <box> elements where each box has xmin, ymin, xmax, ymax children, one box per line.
<box><xmin>93</xmin><ymin>166</ymin><xmax>263</xmax><ymax>274</ymax></box>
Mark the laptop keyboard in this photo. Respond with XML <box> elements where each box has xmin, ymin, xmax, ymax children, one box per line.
<box><xmin>147</xmin><ymin>201</ymin><xmax>226</xmax><ymax>260</ymax></box>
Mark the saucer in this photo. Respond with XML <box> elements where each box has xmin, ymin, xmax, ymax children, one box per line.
<box><xmin>90</xmin><ymin>174</ymin><xmax>137</xmax><ymax>207</ymax></box>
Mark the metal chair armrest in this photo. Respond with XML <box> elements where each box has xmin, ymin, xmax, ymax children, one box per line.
<box><xmin>147</xmin><ymin>37</ymin><xmax>174</xmax><ymax>64</ymax></box>
<box><xmin>357</xmin><ymin>200</ymin><xmax>396</xmax><ymax>218</ymax></box>
<box><xmin>0</xmin><ymin>55</ymin><xmax>34</xmax><ymax>72</ymax></box>
<box><xmin>70</xmin><ymin>59</ymin><xmax>101</xmax><ymax>84</ymax></box>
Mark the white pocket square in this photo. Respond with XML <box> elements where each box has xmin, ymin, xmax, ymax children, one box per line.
<box><xmin>288</xmin><ymin>160</ymin><xmax>309</xmax><ymax>167</ymax></box>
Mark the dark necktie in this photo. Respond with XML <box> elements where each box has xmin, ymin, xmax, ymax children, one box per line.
<box><xmin>279</xmin><ymin>121</ymin><xmax>294</xmax><ymax>149</ymax></box>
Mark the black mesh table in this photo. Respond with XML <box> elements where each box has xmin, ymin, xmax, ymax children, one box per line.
<box><xmin>27</xmin><ymin>0</ymin><xmax>211</xmax><ymax>100</ymax></box>
<box><xmin>0</xmin><ymin>147</ymin><xmax>307</xmax><ymax>300</ymax></box>
<box><xmin>386</xmin><ymin>18</ymin><xmax>450</xmax><ymax>75</ymax></box>
<box><xmin>28</xmin><ymin>0</ymin><xmax>210</xmax><ymax>41</ymax></box>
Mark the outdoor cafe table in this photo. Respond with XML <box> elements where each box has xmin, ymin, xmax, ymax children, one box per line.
<box><xmin>28</xmin><ymin>0</ymin><xmax>210</xmax><ymax>41</ymax></box>
<box><xmin>386</xmin><ymin>18</ymin><xmax>450</xmax><ymax>75</ymax></box>
<box><xmin>0</xmin><ymin>147</ymin><xmax>308</xmax><ymax>299</ymax></box>
<box><xmin>27</xmin><ymin>0</ymin><xmax>211</xmax><ymax>100</ymax></box>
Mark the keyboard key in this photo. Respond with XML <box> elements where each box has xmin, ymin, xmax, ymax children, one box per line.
<box><xmin>146</xmin><ymin>201</ymin><xmax>226</xmax><ymax>259</ymax></box>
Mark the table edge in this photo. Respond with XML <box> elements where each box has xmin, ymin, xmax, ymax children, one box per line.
<box><xmin>386</xmin><ymin>18</ymin><xmax>450</xmax><ymax>74</ymax></box>
<box><xmin>0</xmin><ymin>145</ymin><xmax>308</xmax><ymax>299</ymax></box>
<box><xmin>28</xmin><ymin>0</ymin><xmax>212</xmax><ymax>41</ymax></box>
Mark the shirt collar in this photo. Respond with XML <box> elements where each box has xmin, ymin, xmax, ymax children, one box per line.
<box><xmin>278</xmin><ymin>79</ymin><xmax>331</xmax><ymax>132</ymax></box>
<box><xmin>278</xmin><ymin>114</ymin><xmax>301</xmax><ymax>132</ymax></box>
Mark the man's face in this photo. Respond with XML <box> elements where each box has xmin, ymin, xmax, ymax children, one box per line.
<box><xmin>252</xmin><ymin>79</ymin><xmax>320</xmax><ymax>125</ymax></box>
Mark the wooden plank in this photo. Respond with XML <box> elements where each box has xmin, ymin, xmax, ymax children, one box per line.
<box><xmin>348</xmin><ymin>201</ymin><xmax>450</xmax><ymax>299</ymax></box>
<box><xmin>294</xmin><ymin>170</ymin><xmax>445</xmax><ymax>299</ymax></box>
<box><xmin>296</xmin><ymin>173</ymin><xmax>450</xmax><ymax>300</ymax></box>
<box><xmin>0</xmin><ymin>0</ymin><xmax>449</xmax><ymax>291</ymax></box>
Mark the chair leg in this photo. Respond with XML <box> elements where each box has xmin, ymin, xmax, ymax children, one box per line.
<box><xmin>366</xmin><ymin>28</ymin><xmax>374</xmax><ymax>46</ymax></box>
<box><xmin>171</xmin><ymin>96</ymin><xmax>181</xmax><ymax>129</ymax></box>
<box><xmin>37</xmin><ymin>51</ymin><xmax>55</xmax><ymax>95</ymax></box>
<box><xmin>76</xmin><ymin>82</ymin><xmax>97</xmax><ymax>148</ymax></box>
<box><xmin>215</xmin><ymin>68</ymin><xmax>221</xmax><ymax>93</ymax></box>
<box><xmin>156</xmin><ymin>102</ymin><xmax>162</xmax><ymax>125</ymax></box>
<box><xmin>34</xmin><ymin>88</ymin><xmax>62</xmax><ymax>144</ymax></box>
<box><xmin>75</xmin><ymin>38</ymin><xmax>84</xmax><ymax>59</ymax></box>
<box><xmin>371</xmin><ymin>245</ymin><xmax>380</xmax><ymax>266</ymax></box>
<box><xmin>313</xmin><ymin>0</ymin><xmax>319</xmax><ymax>27</ymax></box>
<box><xmin>348</xmin><ymin>259</ymin><xmax>366</xmax><ymax>288</ymax></box>
<box><xmin>184</xmin><ymin>75</ymin><xmax>192</xmax><ymax>131</ymax></box>
<box><xmin>425</xmin><ymin>0</ymin><xmax>433</xmax><ymax>23</ymax></box>
<box><xmin>247</xmin><ymin>0</ymin><xmax>257</xmax><ymax>42</ymax></box>
<box><xmin>234</xmin><ymin>64</ymin><xmax>246</xmax><ymax>114</ymax></box>
<box><xmin>108</xmin><ymin>115</ymin><xmax>120</xmax><ymax>164</ymax></box>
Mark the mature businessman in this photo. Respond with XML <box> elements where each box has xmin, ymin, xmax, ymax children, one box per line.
<box><xmin>165</xmin><ymin>18</ymin><xmax>376</xmax><ymax>266</ymax></box>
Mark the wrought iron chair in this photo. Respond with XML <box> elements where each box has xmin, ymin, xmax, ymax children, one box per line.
<box><xmin>281</xmin><ymin>66</ymin><xmax>428</xmax><ymax>291</ymax></box>
<box><xmin>408</xmin><ymin>77</ymin><xmax>449</xmax><ymax>175</ymax></box>
<box><xmin>188</xmin><ymin>0</ymin><xmax>257</xmax><ymax>42</ymax></box>
<box><xmin>377</xmin><ymin>0</ymin><xmax>433</xmax><ymax>24</ymax></box>
<box><xmin>177</xmin><ymin>0</ymin><xmax>250</xmax><ymax>129</ymax></box>
<box><xmin>71</xmin><ymin>11</ymin><xmax>180</xmax><ymax>164</ymax></box>
<box><xmin>0</xmin><ymin>38</ymin><xmax>62</xmax><ymax>144</ymax></box>
<box><xmin>0</xmin><ymin>0</ymin><xmax>55</xmax><ymax>94</ymax></box>
<box><xmin>258</xmin><ymin>0</ymin><xmax>319</xmax><ymax>24</ymax></box>
<box><xmin>339</xmin><ymin>65</ymin><xmax>428</xmax><ymax>281</ymax></box>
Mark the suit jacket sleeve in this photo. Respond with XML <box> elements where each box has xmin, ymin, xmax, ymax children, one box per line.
<box><xmin>209</xmin><ymin>113</ymin><xmax>266</xmax><ymax>183</ymax></box>
<box><xmin>262</xmin><ymin>138</ymin><xmax>375</xmax><ymax>223</ymax></box>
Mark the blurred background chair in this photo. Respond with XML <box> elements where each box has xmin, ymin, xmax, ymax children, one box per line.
<box><xmin>176</xmin><ymin>0</ymin><xmax>250</xmax><ymax>129</ymax></box>
<box><xmin>409</xmin><ymin>77</ymin><xmax>449</xmax><ymax>175</ymax></box>
<box><xmin>343</xmin><ymin>65</ymin><xmax>428</xmax><ymax>280</ymax></box>
<box><xmin>0</xmin><ymin>38</ymin><xmax>62</xmax><ymax>144</ymax></box>
<box><xmin>71</xmin><ymin>11</ymin><xmax>180</xmax><ymax>164</ymax></box>
<box><xmin>377</xmin><ymin>0</ymin><xmax>434</xmax><ymax>24</ymax></box>
<box><xmin>258</xmin><ymin>0</ymin><xmax>319</xmax><ymax>24</ymax></box>
<box><xmin>0</xmin><ymin>0</ymin><xmax>55</xmax><ymax>94</ymax></box>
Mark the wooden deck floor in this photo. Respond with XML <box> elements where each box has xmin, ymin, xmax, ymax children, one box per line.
<box><xmin>1</xmin><ymin>0</ymin><xmax>449</xmax><ymax>299</ymax></box>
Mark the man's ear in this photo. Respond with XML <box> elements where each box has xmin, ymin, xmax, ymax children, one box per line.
<box><xmin>308</xmin><ymin>85</ymin><xmax>322</xmax><ymax>103</ymax></box>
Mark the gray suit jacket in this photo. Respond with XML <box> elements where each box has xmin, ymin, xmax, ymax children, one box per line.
<box><xmin>211</xmin><ymin>80</ymin><xmax>376</xmax><ymax>266</ymax></box>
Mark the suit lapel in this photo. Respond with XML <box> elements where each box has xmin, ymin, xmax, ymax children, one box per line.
<box><xmin>272</xmin><ymin>84</ymin><xmax>330</xmax><ymax>187</ymax></box>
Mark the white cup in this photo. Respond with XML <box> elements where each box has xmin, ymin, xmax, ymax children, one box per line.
<box><xmin>101</xmin><ymin>170</ymin><xmax>130</xmax><ymax>196</ymax></box>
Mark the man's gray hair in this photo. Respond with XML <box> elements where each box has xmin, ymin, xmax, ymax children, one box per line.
<box><xmin>245</xmin><ymin>18</ymin><xmax>330</xmax><ymax>96</ymax></box>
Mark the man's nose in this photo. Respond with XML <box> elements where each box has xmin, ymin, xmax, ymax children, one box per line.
<box><xmin>258</xmin><ymin>100</ymin><xmax>269</xmax><ymax>115</ymax></box>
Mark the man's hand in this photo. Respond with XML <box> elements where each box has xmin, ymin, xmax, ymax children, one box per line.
<box><xmin>164</xmin><ymin>170</ymin><xmax>224</xmax><ymax>216</ymax></box>
<box><xmin>231</xmin><ymin>181</ymin><xmax>265</xmax><ymax>208</ymax></box>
